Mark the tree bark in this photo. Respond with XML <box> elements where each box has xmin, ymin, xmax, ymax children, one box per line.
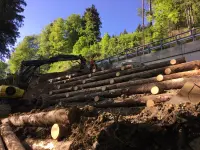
<box><xmin>1</xmin><ymin>123</ymin><xmax>25</xmax><ymax>150</ymax></box>
<box><xmin>56</xmin><ymin>57</ymin><xmax>187</xmax><ymax>90</ymax></box>
<box><xmin>52</xmin><ymin>76</ymin><xmax>200</xmax><ymax>104</ymax></box>
<box><xmin>4</xmin><ymin>108</ymin><xmax>81</xmax><ymax>127</ymax></box>
<box><xmin>115</xmin><ymin>57</ymin><xmax>186</xmax><ymax>77</ymax></box>
<box><xmin>25</xmin><ymin>138</ymin><xmax>72</xmax><ymax>150</ymax></box>
<box><xmin>164</xmin><ymin>61</ymin><xmax>199</xmax><ymax>75</ymax></box>
<box><xmin>50</xmin><ymin>70</ymin><xmax>200</xmax><ymax>99</ymax></box>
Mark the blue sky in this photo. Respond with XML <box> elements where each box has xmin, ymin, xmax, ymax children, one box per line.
<box><xmin>17</xmin><ymin>0</ymin><xmax>142</xmax><ymax>44</ymax></box>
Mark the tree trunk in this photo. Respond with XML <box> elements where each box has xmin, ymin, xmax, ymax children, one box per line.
<box><xmin>4</xmin><ymin>108</ymin><xmax>81</xmax><ymax>127</ymax></box>
<box><xmin>1</xmin><ymin>123</ymin><xmax>25</xmax><ymax>150</ymax></box>
<box><xmin>51</xmin><ymin>124</ymin><xmax>71</xmax><ymax>140</ymax></box>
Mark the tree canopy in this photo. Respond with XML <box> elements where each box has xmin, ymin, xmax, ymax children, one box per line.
<box><xmin>7</xmin><ymin>2</ymin><xmax>200</xmax><ymax>73</ymax></box>
<box><xmin>0</xmin><ymin>0</ymin><xmax>26</xmax><ymax>58</ymax></box>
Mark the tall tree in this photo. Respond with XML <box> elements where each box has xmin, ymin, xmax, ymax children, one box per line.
<box><xmin>65</xmin><ymin>14</ymin><xmax>83</xmax><ymax>50</ymax></box>
<box><xmin>82</xmin><ymin>4</ymin><xmax>102</xmax><ymax>45</ymax></box>
<box><xmin>8</xmin><ymin>35</ymin><xmax>39</xmax><ymax>73</ymax></box>
<box><xmin>49</xmin><ymin>18</ymin><xmax>69</xmax><ymax>56</ymax></box>
<box><xmin>37</xmin><ymin>24</ymin><xmax>53</xmax><ymax>58</ymax></box>
<box><xmin>100</xmin><ymin>33</ymin><xmax>110</xmax><ymax>58</ymax></box>
<box><xmin>0</xmin><ymin>0</ymin><xmax>26</xmax><ymax>58</ymax></box>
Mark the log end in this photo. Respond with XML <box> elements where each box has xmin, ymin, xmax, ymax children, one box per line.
<box><xmin>121</xmin><ymin>66</ymin><xmax>125</xmax><ymax>71</ymax></box>
<box><xmin>170</xmin><ymin>59</ymin><xmax>177</xmax><ymax>65</ymax></box>
<box><xmin>49</xmin><ymin>91</ymin><xmax>53</xmax><ymax>95</ymax></box>
<box><xmin>151</xmin><ymin>86</ymin><xmax>161</xmax><ymax>95</ymax></box>
<box><xmin>88</xmin><ymin>74</ymin><xmax>92</xmax><ymax>78</ymax></box>
<box><xmin>157</xmin><ymin>74</ymin><xmax>164</xmax><ymax>82</ymax></box>
<box><xmin>110</xmin><ymin>79</ymin><xmax>115</xmax><ymax>84</ymax></box>
<box><xmin>51</xmin><ymin>124</ymin><xmax>70</xmax><ymax>140</ymax></box>
<box><xmin>65</xmin><ymin>93</ymin><xmax>69</xmax><ymax>98</ymax></box>
<box><xmin>94</xmin><ymin>96</ymin><xmax>100</xmax><ymax>102</ymax></box>
<box><xmin>116</xmin><ymin>72</ymin><xmax>120</xmax><ymax>77</ymax></box>
<box><xmin>102</xmin><ymin>86</ymin><xmax>107</xmax><ymax>91</ymax></box>
<box><xmin>48</xmin><ymin>79</ymin><xmax>53</xmax><ymax>84</ymax></box>
<box><xmin>92</xmin><ymin>69</ymin><xmax>96</xmax><ymax>73</ymax></box>
<box><xmin>101</xmin><ymin>67</ymin><xmax>105</xmax><ymax>71</ymax></box>
<box><xmin>165</xmin><ymin>68</ymin><xmax>172</xmax><ymax>75</ymax></box>
<box><xmin>146</xmin><ymin>100</ymin><xmax>155</xmax><ymax>107</ymax></box>
<box><xmin>57</xmin><ymin>85</ymin><xmax>61</xmax><ymax>89</ymax></box>
<box><xmin>82</xmin><ymin>80</ymin><xmax>86</xmax><ymax>84</ymax></box>
<box><xmin>73</xmin><ymin>86</ymin><xmax>79</xmax><ymax>91</ymax></box>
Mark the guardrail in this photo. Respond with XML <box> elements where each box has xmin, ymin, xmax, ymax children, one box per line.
<box><xmin>96</xmin><ymin>27</ymin><xmax>200</xmax><ymax>66</ymax></box>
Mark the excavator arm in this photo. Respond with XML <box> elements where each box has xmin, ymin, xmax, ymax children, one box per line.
<box><xmin>16</xmin><ymin>54</ymin><xmax>86</xmax><ymax>88</ymax></box>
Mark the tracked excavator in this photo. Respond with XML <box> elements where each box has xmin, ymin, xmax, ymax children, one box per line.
<box><xmin>0</xmin><ymin>54</ymin><xmax>87</xmax><ymax>117</ymax></box>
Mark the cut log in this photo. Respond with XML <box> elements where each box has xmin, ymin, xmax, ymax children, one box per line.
<box><xmin>157</xmin><ymin>74</ymin><xmax>164</xmax><ymax>81</ymax></box>
<box><xmin>0</xmin><ymin>136</ymin><xmax>5</xmax><ymax>150</ymax></box>
<box><xmin>25</xmin><ymin>138</ymin><xmax>72</xmax><ymax>150</ymax></box>
<box><xmin>49</xmin><ymin>87</ymin><xmax>73</xmax><ymax>95</ymax></box>
<box><xmin>165</xmin><ymin>61</ymin><xmax>200</xmax><ymax>75</ymax></box>
<box><xmin>165</xmin><ymin>68</ymin><xmax>172</xmax><ymax>75</ymax></box>
<box><xmin>115</xmin><ymin>57</ymin><xmax>186</xmax><ymax>77</ymax></box>
<box><xmin>170</xmin><ymin>57</ymin><xmax>186</xmax><ymax>65</ymax></box>
<box><xmin>52</xmin><ymin>76</ymin><xmax>200</xmax><ymax>104</ymax></box>
<box><xmin>1</xmin><ymin>123</ymin><xmax>25</xmax><ymax>150</ymax></box>
<box><xmin>116</xmin><ymin>72</ymin><xmax>120</xmax><ymax>77</ymax></box>
<box><xmin>56</xmin><ymin>58</ymin><xmax>188</xmax><ymax>90</ymax></box>
<box><xmin>50</xmin><ymin>70</ymin><xmax>200</xmax><ymax>99</ymax></box>
<box><xmin>5</xmin><ymin>108</ymin><xmax>81</xmax><ymax>127</ymax></box>
<box><xmin>151</xmin><ymin>86</ymin><xmax>165</xmax><ymax>95</ymax></box>
<box><xmin>51</xmin><ymin>124</ymin><xmax>70</xmax><ymax>140</ymax></box>
<box><xmin>94</xmin><ymin>93</ymin><xmax>176</xmax><ymax>108</ymax></box>
<box><xmin>66</xmin><ymin>60</ymin><xmax>199</xmax><ymax>91</ymax></box>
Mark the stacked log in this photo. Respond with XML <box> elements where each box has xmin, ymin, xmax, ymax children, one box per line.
<box><xmin>51</xmin><ymin>76</ymin><xmax>200</xmax><ymax>104</ymax></box>
<box><xmin>3</xmin><ymin>108</ymin><xmax>81</xmax><ymax>127</ymax></box>
<box><xmin>1</xmin><ymin>123</ymin><xmax>25</xmax><ymax>150</ymax></box>
<box><xmin>49</xmin><ymin>70</ymin><xmax>200</xmax><ymax>100</ymax></box>
<box><xmin>56</xmin><ymin>60</ymin><xmax>199</xmax><ymax>90</ymax></box>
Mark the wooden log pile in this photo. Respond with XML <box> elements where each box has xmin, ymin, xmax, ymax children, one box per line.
<box><xmin>41</xmin><ymin>57</ymin><xmax>200</xmax><ymax>109</ymax></box>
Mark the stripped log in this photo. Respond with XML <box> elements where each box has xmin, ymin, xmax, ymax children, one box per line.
<box><xmin>115</xmin><ymin>57</ymin><xmax>186</xmax><ymax>77</ymax></box>
<box><xmin>50</xmin><ymin>70</ymin><xmax>200</xmax><ymax>99</ymax></box>
<box><xmin>164</xmin><ymin>60</ymin><xmax>199</xmax><ymax>75</ymax></box>
<box><xmin>151</xmin><ymin>86</ymin><xmax>165</xmax><ymax>95</ymax></box>
<box><xmin>170</xmin><ymin>57</ymin><xmax>186</xmax><ymax>65</ymax></box>
<box><xmin>58</xmin><ymin>60</ymin><xmax>199</xmax><ymax>90</ymax></box>
<box><xmin>3</xmin><ymin>108</ymin><xmax>81</xmax><ymax>127</ymax></box>
<box><xmin>57</xmin><ymin>57</ymin><xmax>187</xmax><ymax>89</ymax></box>
<box><xmin>0</xmin><ymin>136</ymin><xmax>6</xmax><ymax>150</ymax></box>
<box><xmin>1</xmin><ymin>123</ymin><xmax>25</xmax><ymax>150</ymax></box>
<box><xmin>25</xmin><ymin>138</ymin><xmax>72</xmax><ymax>150</ymax></box>
<box><xmin>51</xmin><ymin>124</ymin><xmax>70</xmax><ymax>140</ymax></box>
<box><xmin>52</xmin><ymin>76</ymin><xmax>200</xmax><ymax>104</ymax></box>
<box><xmin>93</xmin><ymin>93</ymin><xmax>175</xmax><ymax>108</ymax></box>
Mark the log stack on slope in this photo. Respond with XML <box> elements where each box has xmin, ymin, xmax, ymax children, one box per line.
<box><xmin>41</xmin><ymin>57</ymin><xmax>200</xmax><ymax>108</ymax></box>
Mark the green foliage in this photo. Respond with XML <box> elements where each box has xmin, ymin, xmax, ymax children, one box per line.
<box><xmin>0</xmin><ymin>61</ymin><xmax>8</xmax><ymax>79</ymax></box>
<box><xmin>82</xmin><ymin>4</ymin><xmax>102</xmax><ymax>45</ymax></box>
<box><xmin>0</xmin><ymin>0</ymin><xmax>26</xmax><ymax>58</ymax></box>
<box><xmin>8</xmin><ymin>35</ymin><xmax>39</xmax><ymax>73</ymax></box>
<box><xmin>8</xmin><ymin>2</ymin><xmax>200</xmax><ymax>73</ymax></box>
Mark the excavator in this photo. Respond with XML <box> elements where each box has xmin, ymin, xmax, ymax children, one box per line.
<box><xmin>0</xmin><ymin>54</ymin><xmax>87</xmax><ymax>117</ymax></box>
